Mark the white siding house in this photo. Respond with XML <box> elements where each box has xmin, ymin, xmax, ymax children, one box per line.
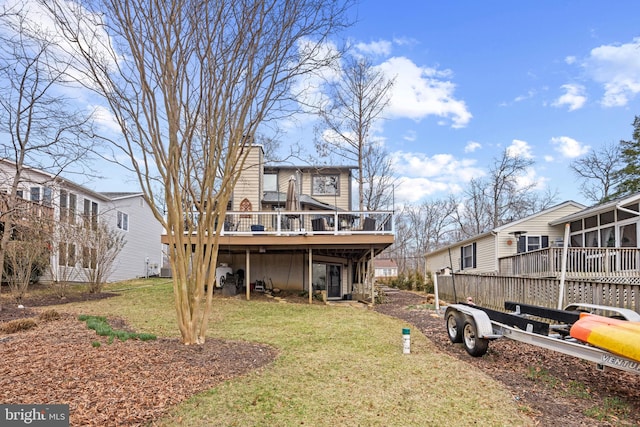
<box><xmin>100</xmin><ymin>193</ymin><xmax>163</xmax><ymax>282</ymax></box>
<box><xmin>0</xmin><ymin>160</ymin><xmax>162</xmax><ymax>283</ymax></box>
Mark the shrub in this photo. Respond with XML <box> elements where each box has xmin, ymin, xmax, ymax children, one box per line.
<box><xmin>38</xmin><ymin>309</ymin><xmax>61</xmax><ymax>322</ymax></box>
<box><xmin>1</xmin><ymin>318</ymin><xmax>37</xmax><ymax>334</ymax></box>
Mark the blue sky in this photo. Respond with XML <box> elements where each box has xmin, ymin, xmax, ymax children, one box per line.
<box><xmin>323</xmin><ymin>0</ymin><xmax>640</xmax><ymax>206</ymax></box>
<box><xmin>5</xmin><ymin>1</ymin><xmax>640</xmax><ymax>209</ymax></box>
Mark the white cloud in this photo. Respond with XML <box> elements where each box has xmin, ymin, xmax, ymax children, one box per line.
<box><xmin>376</xmin><ymin>57</ymin><xmax>472</xmax><ymax>128</ymax></box>
<box><xmin>393</xmin><ymin>177</ymin><xmax>460</xmax><ymax>203</ymax></box>
<box><xmin>552</xmin><ymin>84</ymin><xmax>587</xmax><ymax>111</ymax></box>
<box><xmin>550</xmin><ymin>136</ymin><xmax>590</xmax><ymax>158</ymax></box>
<box><xmin>90</xmin><ymin>105</ymin><xmax>121</xmax><ymax>134</ymax></box>
<box><xmin>388</xmin><ymin>151</ymin><xmax>484</xmax><ymax>202</ymax></box>
<box><xmin>583</xmin><ymin>37</ymin><xmax>640</xmax><ymax>107</ymax></box>
<box><xmin>565</xmin><ymin>56</ymin><xmax>577</xmax><ymax>65</ymax></box>
<box><xmin>354</xmin><ymin>40</ymin><xmax>392</xmax><ymax>56</ymax></box>
<box><xmin>403</xmin><ymin>130</ymin><xmax>417</xmax><ymax>142</ymax></box>
<box><xmin>506</xmin><ymin>139</ymin><xmax>533</xmax><ymax>159</ymax></box>
<box><xmin>544</xmin><ymin>155</ymin><xmax>554</xmax><ymax>162</ymax></box>
<box><xmin>464</xmin><ymin>141</ymin><xmax>481</xmax><ymax>153</ymax></box>
<box><xmin>516</xmin><ymin>168</ymin><xmax>548</xmax><ymax>191</ymax></box>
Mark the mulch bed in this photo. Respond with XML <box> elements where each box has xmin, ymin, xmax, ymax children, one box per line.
<box><xmin>1</xmin><ymin>288</ymin><xmax>639</xmax><ymax>426</ymax></box>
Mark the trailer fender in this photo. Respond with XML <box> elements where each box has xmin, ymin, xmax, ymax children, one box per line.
<box><xmin>447</xmin><ymin>304</ymin><xmax>496</xmax><ymax>339</ymax></box>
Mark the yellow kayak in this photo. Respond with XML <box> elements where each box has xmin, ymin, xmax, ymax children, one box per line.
<box><xmin>570</xmin><ymin>313</ymin><xmax>640</xmax><ymax>362</ymax></box>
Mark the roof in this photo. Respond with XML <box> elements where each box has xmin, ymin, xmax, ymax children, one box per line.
<box><xmin>549</xmin><ymin>192</ymin><xmax>640</xmax><ymax>226</ymax></box>
<box><xmin>100</xmin><ymin>192</ymin><xmax>144</xmax><ymax>200</ymax></box>
<box><xmin>0</xmin><ymin>158</ymin><xmax>113</xmax><ymax>201</ymax></box>
<box><xmin>374</xmin><ymin>258</ymin><xmax>398</xmax><ymax>268</ymax></box>
<box><xmin>263</xmin><ymin>191</ymin><xmax>339</xmax><ymax>210</ymax></box>
<box><xmin>425</xmin><ymin>200</ymin><xmax>586</xmax><ymax>257</ymax></box>
<box><xmin>264</xmin><ymin>165</ymin><xmax>356</xmax><ymax>172</ymax></box>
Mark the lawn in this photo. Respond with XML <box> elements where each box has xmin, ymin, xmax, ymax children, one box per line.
<box><xmin>52</xmin><ymin>278</ymin><xmax>532</xmax><ymax>426</ymax></box>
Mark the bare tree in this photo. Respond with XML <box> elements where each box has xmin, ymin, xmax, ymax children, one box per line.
<box><xmin>78</xmin><ymin>222</ymin><xmax>126</xmax><ymax>293</ymax></box>
<box><xmin>454</xmin><ymin>151</ymin><xmax>556</xmax><ymax>239</ymax></box>
<box><xmin>3</xmin><ymin>211</ymin><xmax>52</xmax><ymax>302</ymax></box>
<box><xmin>48</xmin><ymin>221</ymin><xmax>81</xmax><ymax>298</ymax></box>
<box><xmin>388</xmin><ymin>198</ymin><xmax>458</xmax><ymax>274</ymax></box>
<box><xmin>361</xmin><ymin>143</ymin><xmax>397</xmax><ymax>211</ymax></box>
<box><xmin>455</xmin><ymin>178</ymin><xmax>492</xmax><ymax>238</ymax></box>
<box><xmin>315</xmin><ymin>55</ymin><xmax>394</xmax><ymax>211</ymax></box>
<box><xmin>488</xmin><ymin>150</ymin><xmax>536</xmax><ymax>228</ymax></box>
<box><xmin>0</xmin><ymin>7</ymin><xmax>95</xmax><ymax>308</ymax></box>
<box><xmin>43</xmin><ymin>0</ymin><xmax>351</xmax><ymax>344</ymax></box>
<box><xmin>570</xmin><ymin>143</ymin><xmax>623</xmax><ymax>203</ymax></box>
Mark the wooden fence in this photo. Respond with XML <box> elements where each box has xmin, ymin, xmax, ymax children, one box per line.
<box><xmin>435</xmin><ymin>273</ymin><xmax>640</xmax><ymax>314</ymax></box>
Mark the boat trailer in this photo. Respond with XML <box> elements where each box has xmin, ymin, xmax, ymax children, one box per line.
<box><xmin>444</xmin><ymin>301</ymin><xmax>640</xmax><ymax>375</ymax></box>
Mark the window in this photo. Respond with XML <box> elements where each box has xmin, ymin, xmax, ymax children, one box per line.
<box><xmin>584</xmin><ymin>230</ymin><xmax>598</xmax><ymax>247</ymax></box>
<box><xmin>601</xmin><ymin>227</ymin><xmax>615</xmax><ymax>247</ymax></box>
<box><xmin>517</xmin><ymin>235</ymin><xmax>548</xmax><ymax>253</ymax></box>
<box><xmin>60</xmin><ymin>190</ymin><xmax>68</xmax><ymax>221</ymax></box>
<box><xmin>461</xmin><ymin>243</ymin><xmax>476</xmax><ymax>270</ymax></box>
<box><xmin>30</xmin><ymin>187</ymin><xmax>40</xmax><ymax>202</ymax></box>
<box><xmin>312</xmin><ymin>175</ymin><xmax>339</xmax><ymax>196</ymax></box>
<box><xmin>584</xmin><ymin>215</ymin><xmax>598</xmax><ymax>229</ymax></box>
<box><xmin>264</xmin><ymin>173</ymin><xmax>278</xmax><ymax>192</ymax></box>
<box><xmin>42</xmin><ymin>187</ymin><xmax>52</xmax><ymax>206</ymax></box>
<box><xmin>69</xmin><ymin>193</ymin><xmax>77</xmax><ymax>224</ymax></box>
<box><xmin>117</xmin><ymin>211</ymin><xmax>129</xmax><ymax>231</ymax></box>
<box><xmin>58</xmin><ymin>242</ymin><xmax>76</xmax><ymax>267</ymax></box>
<box><xmin>570</xmin><ymin>220</ymin><xmax>582</xmax><ymax>232</ymax></box>
<box><xmin>600</xmin><ymin>210</ymin><xmax>615</xmax><ymax>225</ymax></box>
<box><xmin>83</xmin><ymin>199</ymin><xmax>98</xmax><ymax>230</ymax></box>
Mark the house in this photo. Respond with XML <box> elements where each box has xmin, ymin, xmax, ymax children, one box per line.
<box><xmin>0</xmin><ymin>160</ymin><xmax>163</xmax><ymax>283</ymax></box>
<box><xmin>374</xmin><ymin>258</ymin><xmax>398</xmax><ymax>280</ymax></box>
<box><xmin>161</xmin><ymin>145</ymin><xmax>395</xmax><ymax>301</ymax></box>
<box><xmin>425</xmin><ymin>201</ymin><xmax>585</xmax><ymax>275</ymax></box>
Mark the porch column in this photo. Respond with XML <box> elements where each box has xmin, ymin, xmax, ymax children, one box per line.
<box><xmin>308</xmin><ymin>247</ymin><xmax>313</xmax><ymax>304</ymax></box>
<box><xmin>245</xmin><ymin>249</ymin><xmax>251</xmax><ymax>301</ymax></box>
<box><xmin>370</xmin><ymin>247</ymin><xmax>374</xmax><ymax>306</ymax></box>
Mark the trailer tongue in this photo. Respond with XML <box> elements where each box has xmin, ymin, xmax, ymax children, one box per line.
<box><xmin>445</xmin><ymin>302</ymin><xmax>640</xmax><ymax>375</ymax></box>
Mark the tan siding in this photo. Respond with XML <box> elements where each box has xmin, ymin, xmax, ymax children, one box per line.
<box><xmin>496</xmin><ymin>204</ymin><xmax>582</xmax><ymax>259</ymax></box>
<box><xmin>232</xmin><ymin>146</ymin><xmax>263</xmax><ymax>212</ymax></box>
<box><xmin>475</xmin><ymin>235</ymin><xmax>496</xmax><ymax>271</ymax></box>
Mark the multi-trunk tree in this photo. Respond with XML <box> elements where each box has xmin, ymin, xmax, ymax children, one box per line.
<box><xmin>42</xmin><ymin>0</ymin><xmax>351</xmax><ymax>344</ymax></box>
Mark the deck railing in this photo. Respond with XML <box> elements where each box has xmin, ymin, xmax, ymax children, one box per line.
<box><xmin>185</xmin><ymin>210</ymin><xmax>394</xmax><ymax>236</ymax></box>
<box><xmin>498</xmin><ymin>247</ymin><xmax>640</xmax><ymax>279</ymax></box>
<box><xmin>0</xmin><ymin>197</ymin><xmax>55</xmax><ymax>224</ymax></box>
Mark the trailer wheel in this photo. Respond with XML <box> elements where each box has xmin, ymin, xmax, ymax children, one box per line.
<box><xmin>462</xmin><ymin>320</ymin><xmax>489</xmax><ymax>357</ymax></box>
<box><xmin>446</xmin><ymin>311</ymin><xmax>464</xmax><ymax>343</ymax></box>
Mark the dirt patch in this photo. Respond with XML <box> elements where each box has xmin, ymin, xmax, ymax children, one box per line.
<box><xmin>374</xmin><ymin>291</ymin><xmax>640</xmax><ymax>427</ymax></box>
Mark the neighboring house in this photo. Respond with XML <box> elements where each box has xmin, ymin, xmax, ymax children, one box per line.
<box><xmin>161</xmin><ymin>145</ymin><xmax>395</xmax><ymax>300</ymax></box>
<box><xmin>425</xmin><ymin>201</ymin><xmax>585</xmax><ymax>275</ymax></box>
<box><xmin>374</xmin><ymin>258</ymin><xmax>398</xmax><ymax>280</ymax></box>
<box><xmin>0</xmin><ymin>160</ymin><xmax>163</xmax><ymax>283</ymax></box>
